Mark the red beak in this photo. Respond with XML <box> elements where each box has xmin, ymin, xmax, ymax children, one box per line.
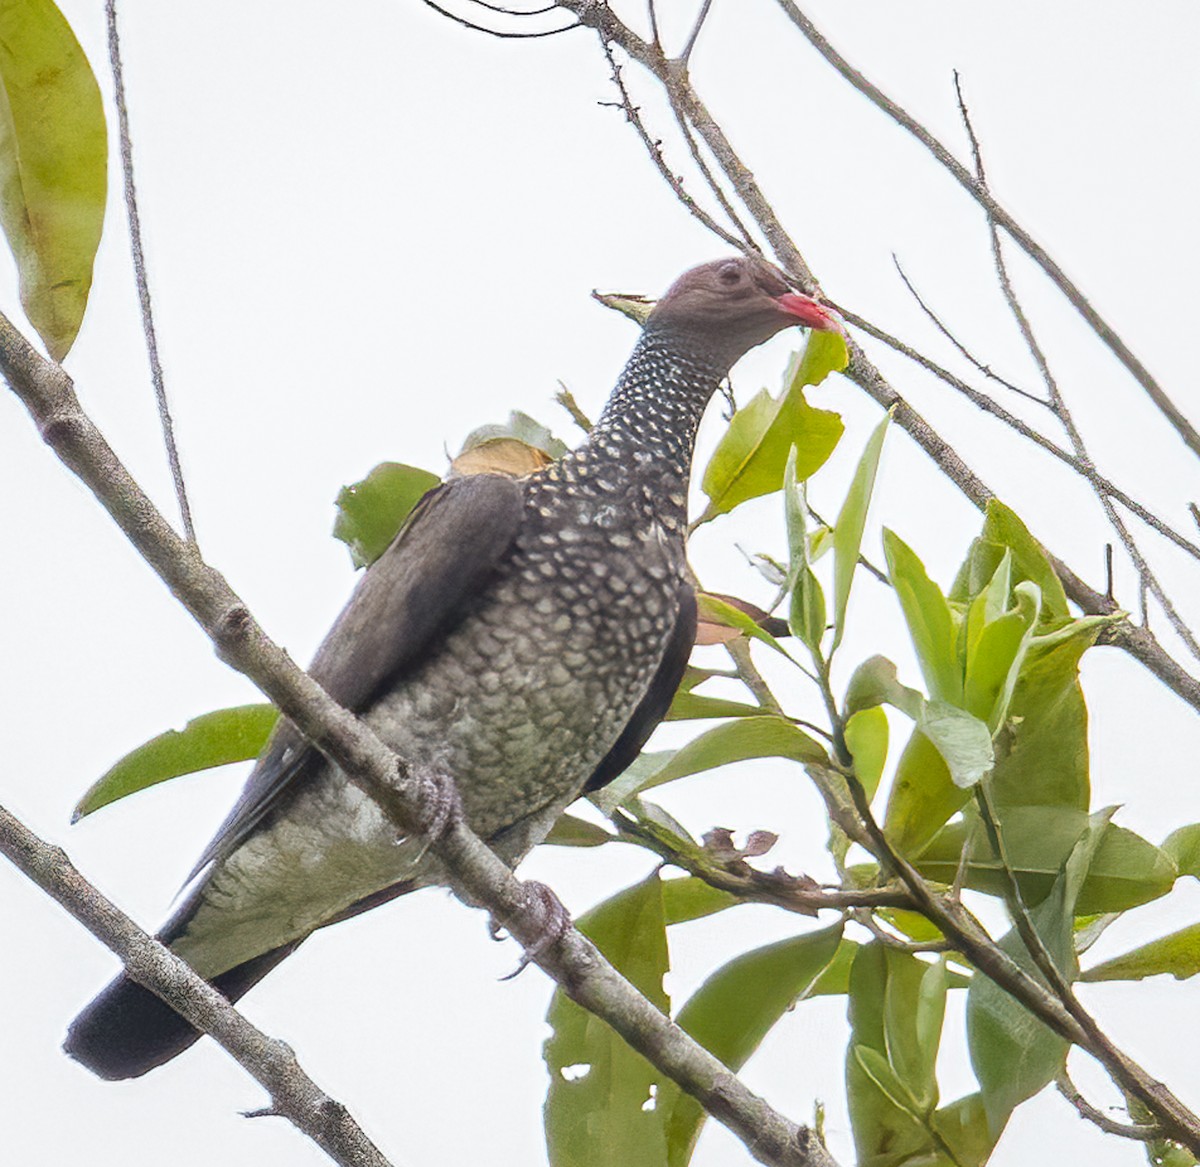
<box><xmin>775</xmin><ymin>292</ymin><xmax>843</xmax><ymax>334</ymax></box>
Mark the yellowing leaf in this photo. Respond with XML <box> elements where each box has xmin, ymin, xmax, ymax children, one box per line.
<box><xmin>698</xmin><ymin>381</ymin><xmax>842</xmax><ymax>522</ymax></box>
<box><xmin>0</xmin><ymin>0</ymin><xmax>107</xmax><ymax>359</ymax></box>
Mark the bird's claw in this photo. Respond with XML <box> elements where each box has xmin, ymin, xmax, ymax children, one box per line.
<box><xmin>412</xmin><ymin>767</ymin><xmax>463</xmax><ymax>841</ymax></box>
<box><xmin>496</xmin><ymin>880</ymin><xmax>573</xmax><ymax>980</ymax></box>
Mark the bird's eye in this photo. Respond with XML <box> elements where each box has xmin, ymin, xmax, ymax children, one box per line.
<box><xmin>718</xmin><ymin>263</ymin><xmax>742</xmax><ymax>286</ymax></box>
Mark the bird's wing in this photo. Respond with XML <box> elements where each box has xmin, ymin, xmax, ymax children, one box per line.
<box><xmin>186</xmin><ymin>473</ymin><xmax>525</xmax><ymax>878</ymax></box>
<box><xmin>582</xmin><ymin>583</ymin><xmax>696</xmax><ymax>793</ymax></box>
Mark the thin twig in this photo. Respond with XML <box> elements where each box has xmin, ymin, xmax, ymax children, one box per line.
<box><xmin>554</xmin><ymin>381</ymin><xmax>593</xmax><ymax>432</ymax></box>
<box><xmin>599</xmin><ymin>41</ymin><xmax>749</xmax><ymax>251</ymax></box>
<box><xmin>419</xmin><ymin>0</ymin><xmax>578</xmax><ymax>36</ymax></box>
<box><xmin>956</xmin><ymin>77</ymin><xmax>1200</xmax><ymax>662</ymax></box>
<box><xmin>467</xmin><ymin>0</ymin><xmax>557</xmax><ymax>14</ymax></box>
<box><xmin>852</xmin><ymin>910</ymin><xmax>951</xmax><ymax>954</ymax></box>
<box><xmin>646</xmin><ymin>0</ymin><xmax>661</xmax><ymax>47</ymax></box>
<box><xmin>891</xmin><ymin>256</ymin><xmax>1046</xmax><ymax>406</ymax></box>
<box><xmin>105</xmin><ymin>0</ymin><xmax>195</xmax><ymax>543</ymax></box>
<box><xmin>774</xmin><ymin>0</ymin><xmax>1200</xmax><ymax>460</ymax></box>
<box><xmin>612</xmin><ymin>811</ymin><xmax>914</xmax><ymax>915</ymax></box>
<box><xmin>679</xmin><ymin>0</ymin><xmax>715</xmax><ymax>65</ymax></box>
<box><xmin>725</xmin><ymin>636</ymin><xmax>784</xmax><ymax>715</ymax></box>
<box><xmin>664</xmin><ymin>90</ymin><xmax>759</xmax><ymax>250</ymax></box>
<box><xmin>0</xmin><ymin>805</ymin><xmax>393</xmax><ymax>1167</ymax></box>
<box><xmin>834</xmin><ymin>304</ymin><xmax>1200</xmax><ymax>564</ymax></box>
<box><xmin>1056</xmin><ymin>1069</ymin><xmax>1162</xmax><ymax>1142</ymax></box>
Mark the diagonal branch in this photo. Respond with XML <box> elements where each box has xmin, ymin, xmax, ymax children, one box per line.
<box><xmin>0</xmin><ymin>311</ymin><xmax>837</xmax><ymax>1167</ymax></box>
<box><xmin>954</xmin><ymin>77</ymin><xmax>1200</xmax><ymax>661</ymax></box>
<box><xmin>827</xmin><ymin>764</ymin><xmax>1200</xmax><ymax>1154</ymax></box>
<box><xmin>0</xmin><ymin>804</ymin><xmax>393</xmax><ymax>1167</ymax></box>
<box><xmin>772</xmin><ymin>0</ymin><xmax>1200</xmax><ymax>460</ymax></box>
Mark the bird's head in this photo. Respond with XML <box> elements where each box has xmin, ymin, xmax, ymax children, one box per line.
<box><xmin>646</xmin><ymin>256</ymin><xmax>842</xmax><ymax>366</ymax></box>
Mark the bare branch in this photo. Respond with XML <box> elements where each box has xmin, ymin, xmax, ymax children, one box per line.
<box><xmin>0</xmin><ymin>311</ymin><xmax>837</xmax><ymax>1167</ymax></box>
<box><xmin>773</xmin><ymin>0</ymin><xmax>1200</xmax><ymax>459</ymax></box>
<box><xmin>679</xmin><ymin>0</ymin><xmax>715</xmax><ymax>65</ymax></box>
<box><xmin>955</xmin><ymin>76</ymin><xmax>1200</xmax><ymax>660</ymax></box>
<box><xmin>834</xmin><ymin>302</ymin><xmax>1200</xmax><ymax>564</ymax></box>
<box><xmin>663</xmin><ymin>90</ymin><xmax>760</xmax><ymax>250</ymax></box>
<box><xmin>599</xmin><ymin>41</ymin><xmax>749</xmax><ymax>251</ymax></box>
<box><xmin>891</xmin><ymin>255</ymin><xmax>1046</xmax><ymax>406</ymax></box>
<box><xmin>1056</xmin><ymin>1069</ymin><xmax>1161</xmax><ymax>1142</ymax></box>
<box><xmin>420</xmin><ymin>0</ymin><xmax>579</xmax><ymax>37</ymax></box>
<box><xmin>0</xmin><ymin>805</ymin><xmax>393</xmax><ymax>1167</ymax></box>
<box><xmin>105</xmin><ymin>0</ymin><xmax>195</xmax><ymax>543</ymax></box>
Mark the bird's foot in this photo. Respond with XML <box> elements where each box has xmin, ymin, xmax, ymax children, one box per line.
<box><xmin>416</xmin><ymin>766</ymin><xmax>464</xmax><ymax>837</ymax></box>
<box><xmin>496</xmin><ymin>880</ymin><xmax>573</xmax><ymax>980</ymax></box>
<box><xmin>407</xmin><ymin>767</ymin><xmax>464</xmax><ymax>860</ymax></box>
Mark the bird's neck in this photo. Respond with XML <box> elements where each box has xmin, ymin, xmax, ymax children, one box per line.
<box><xmin>584</xmin><ymin>326</ymin><xmax>728</xmax><ymax>486</ymax></box>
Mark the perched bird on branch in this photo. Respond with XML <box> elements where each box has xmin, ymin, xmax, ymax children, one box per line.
<box><xmin>66</xmin><ymin>256</ymin><xmax>841</xmax><ymax>1080</ymax></box>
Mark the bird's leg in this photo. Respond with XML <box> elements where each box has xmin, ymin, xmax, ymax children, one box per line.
<box><xmin>406</xmin><ymin>766</ymin><xmax>464</xmax><ymax>861</ymax></box>
<box><xmin>492</xmin><ymin>880</ymin><xmax>573</xmax><ymax>980</ymax></box>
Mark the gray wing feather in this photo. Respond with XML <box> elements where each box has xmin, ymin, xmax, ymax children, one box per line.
<box><xmin>186</xmin><ymin>473</ymin><xmax>525</xmax><ymax>878</ymax></box>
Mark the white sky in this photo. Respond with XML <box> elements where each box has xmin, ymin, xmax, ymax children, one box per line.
<box><xmin>2</xmin><ymin>2</ymin><xmax>1199</xmax><ymax>1165</ymax></box>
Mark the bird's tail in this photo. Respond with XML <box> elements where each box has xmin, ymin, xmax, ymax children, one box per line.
<box><xmin>64</xmin><ymin>943</ymin><xmax>298</xmax><ymax>1081</ymax></box>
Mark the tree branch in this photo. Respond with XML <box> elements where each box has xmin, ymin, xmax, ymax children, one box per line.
<box><xmin>105</xmin><ymin>0</ymin><xmax>194</xmax><ymax>543</ymax></box>
<box><xmin>772</xmin><ymin>0</ymin><xmax>1200</xmax><ymax>461</ymax></box>
<box><xmin>0</xmin><ymin>805</ymin><xmax>393</xmax><ymax>1167</ymax></box>
<box><xmin>0</xmin><ymin>310</ymin><xmax>837</xmax><ymax>1167</ymax></box>
<box><xmin>1055</xmin><ymin>1069</ymin><xmax>1161</xmax><ymax>1142</ymax></box>
<box><xmin>830</xmin><ymin>765</ymin><xmax>1200</xmax><ymax>1154</ymax></box>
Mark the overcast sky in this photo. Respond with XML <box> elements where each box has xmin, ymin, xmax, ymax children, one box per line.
<box><xmin>2</xmin><ymin>3</ymin><xmax>1199</xmax><ymax>1165</ymax></box>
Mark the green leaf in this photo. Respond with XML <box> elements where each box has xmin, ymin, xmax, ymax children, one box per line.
<box><xmin>919</xmin><ymin>701</ymin><xmax>994</xmax><ymax>790</ymax></box>
<box><xmin>831</xmin><ymin>411</ymin><xmax>889</xmax><ymax>650</ymax></box>
<box><xmin>929</xmin><ymin>1094</ymin><xmax>1000</xmax><ymax>1167</ymax></box>
<box><xmin>788</xmin><ymin>327</ymin><xmax>850</xmax><ymax>388</ymax></box>
<box><xmin>593</xmin><ymin>290</ymin><xmax>654</xmax><ymax>325</ymax></box>
<box><xmin>845</xmin><ymin>706</ymin><xmax>889</xmax><ymax>802</ymax></box>
<box><xmin>665</xmin><ymin>690</ymin><xmax>763</xmax><ymax>721</ymax></box>
<box><xmin>73</xmin><ymin>704</ymin><xmax>279</xmax><ymax>821</ymax></box>
<box><xmin>698</xmin><ymin>379</ymin><xmax>843</xmax><ymax>522</ymax></box>
<box><xmin>660</xmin><ymin>877</ymin><xmax>741</xmax><ymax>926</ymax></box>
<box><xmin>0</xmin><ymin>0</ymin><xmax>107</xmax><ymax>360</ymax></box>
<box><xmin>1163</xmin><ymin>824</ymin><xmax>1200</xmax><ymax>880</ymax></box>
<box><xmin>332</xmin><ymin>462</ymin><xmax>441</xmax><ymax>568</ymax></box>
<box><xmin>593</xmin><ymin>716</ymin><xmax>827</xmax><ymax>815</ymax></box>
<box><xmin>964</xmin><ymin>581</ymin><xmax>1041</xmax><ymax>732</ymax></box>
<box><xmin>853</xmin><ymin>1045</ymin><xmax>924</xmax><ymax>1119</ymax></box>
<box><xmin>545</xmin><ymin>813</ymin><xmax>614</xmax><ymax>848</ymax></box>
<box><xmin>804</xmin><ymin>938</ymin><xmax>860</xmax><ymax>997</ymax></box>
<box><xmin>544</xmin><ymin>874</ymin><xmax>670</xmax><ymax>1167</ymax></box>
<box><xmin>847</xmin><ymin>944</ymin><xmax>948</xmax><ymax>1166</ymax></box>
<box><xmin>842</xmin><ymin>656</ymin><xmax>991</xmax><ymax>791</ymax></box>
<box><xmin>916</xmin><ymin>807</ymin><xmax>1177</xmax><ymax>914</ymax></box>
<box><xmin>966</xmin><ymin>814</ymin><xmax>1109</xmax><ymax>1135</ymax></box>
<box><xmin>1081</xmin><ymin>922</ymin><xmax>1200</xmax><ymax>983</ymax></box>
<box><xmin>883</xmin><ymin>530</ymin><xmax>962</xmax><ymax>704</ymax></box>
<box><xmin>784</xmin><ymin>448</ymin><xmax>826</xmax><ymax>652</ymax></box>
<box><xmin>980</xmin><ymin>500</ymin><xmax>1070</xmax><ymax>623</ymax></box>
<box><xmin>659</xmin><ymin>924</ymin><xmax>844</xmax><ymax>1167</ymax></box>
<box><xmin>886</xmin><ymin>611</ymin><xmax>1106</xmax><ymax>856</ymax></box>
